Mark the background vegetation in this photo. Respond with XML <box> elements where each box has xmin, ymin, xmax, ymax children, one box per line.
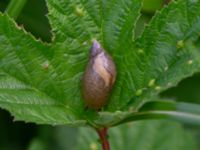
<box><xmin>0</xmin><ymin>0</ymin><xmax>200</xmax><ymax>149</ymax></box>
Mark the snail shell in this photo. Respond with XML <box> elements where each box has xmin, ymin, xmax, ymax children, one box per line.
<box><xmin>82</xmin><ymin>40</ymin><xmax>116</xmax><ymax>110</ymax></box>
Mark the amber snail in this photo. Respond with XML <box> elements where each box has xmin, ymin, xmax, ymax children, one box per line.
<box><xmin>82</xmin><ymin>40</ymin><xmax>116</xmax><ymax>110</ymax></box>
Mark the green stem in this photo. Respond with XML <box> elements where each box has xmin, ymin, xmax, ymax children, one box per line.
<box><xmin>5</xmin><ymin>0</ymin><xmax>27</xmax><ymax>20</ymax></box>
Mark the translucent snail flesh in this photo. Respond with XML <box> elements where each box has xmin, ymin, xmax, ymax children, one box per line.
<box><xmin>82</xmin><ymin>40</ymin><xmax>116</xmax><ymax>110</ymax></box>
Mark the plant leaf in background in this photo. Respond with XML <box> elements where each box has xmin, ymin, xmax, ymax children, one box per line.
<box><xmin>161</xmin><ymin>73</ymin><xmax>200</xmax><ymax>103</ymax></box>
<box><xmin>26</xmin><ymin>120</ymin><xmax>197</xmax><ymax>150</ymax></box>
<box><xmin>75</xmin><ymin>120</ymin><xmax>197</xmax><ymax>150</ymax></box>
<box><xmin>0</xmin><ymin>0</ymin><xmax>200</xmax><ymax>127</ymax></box>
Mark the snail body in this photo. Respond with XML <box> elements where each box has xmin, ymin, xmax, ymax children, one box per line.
<box><xmin>82</xmin><ymin>40</ymin><xmax>116</xmax><ymax>110</ymax></box>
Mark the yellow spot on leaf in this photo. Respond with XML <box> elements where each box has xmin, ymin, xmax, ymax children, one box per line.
<box><xmin>155</xmin><ymin>86</ymin><xmax>161</xmax><ymax>91</ymax></box>
<box><xmin>41</xmin><ymin>61</ymin><xmax>49</xmax><ymax>70</ymax></box>
<box><xmin>177</xmin><ymin>40</ymin><xmax>184</xmax><ymax>49</ymax></box>
<box><xmin>136</xmin><ymin>89</ymin><xmax>143</xmax><ymax>96</ymax></box>
<box><xmin>138</xmin><ymin>49</ymin><xmax>144</xmax><ymax>54</ymax></box>
<box><xmin>148</xmin><ymin>79</ymin><xmax>155</xmax><ymax>87</ymax></box>
<box><xmin>75</xmin><ymin>7</ymin><xmax>84</xmax><ymax>17</ymax></box>
<box><xmin>90</xmin><ymin>142</ymin><xmax>98</xmax><ymax>150</ymax></box>
<box><xmin>164</xmin><ymin>66</ymin><xmax>168</xmax><ymax>71</ymax></box>
<box><xmin>187</xmin><ymin>60</ymin><xmax>193</xmax><ymax>65</ymax></box>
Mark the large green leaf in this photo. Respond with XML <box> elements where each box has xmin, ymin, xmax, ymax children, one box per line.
<box><xmin>46</xmin><ymin>0</ymin><xmax>142</xmax><ymax>111</ymax></box>
<box><xmin>121</xmin><ymin>0</ymin><xmax>200</xmax><ymax>110</ymax></box>
<box><xmin>0</xmin><ymin>14</ymin><xmax>85</xmax><ymax>125</ymax></box>
<box><xmin>0</xmin><ymin>0</ymin><xmax>200</xmax><ymax>126</ymax></box>
<box><xmin>75</xmin><ymin>120</ymin><xmax>197</xmax><ymax>150</ymax></box>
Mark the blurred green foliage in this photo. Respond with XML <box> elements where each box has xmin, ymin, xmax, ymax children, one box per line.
<box><xmin>75</xmin><ymin>120</ymin><xmax>197</xmax><ymax>150</ymax></box>
<box><xmin>17</xmin><ymin>0</ymin><xmax>52</xmax><ymax>42</ymax></box>
<box><xmin>162</xmin><ymin>73</ymin><xmax>200</xmax><ymax>103</ymax></box>
<box><xmin>0</xmin><ymin>0</ymin><xmax>199</xmax><ymax>149</ymax></box>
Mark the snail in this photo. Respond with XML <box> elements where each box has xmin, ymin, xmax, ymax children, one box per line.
<box><xmin>82</xmin><ymin>40</ymin><xmax>116</xmax><ymax>110</ymax></box>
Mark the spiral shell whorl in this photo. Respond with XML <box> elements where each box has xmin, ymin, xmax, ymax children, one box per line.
<box><xmin>82</xmin><ymin>40</ymin><xmax>116</xmax><ymax>109</ymax></box>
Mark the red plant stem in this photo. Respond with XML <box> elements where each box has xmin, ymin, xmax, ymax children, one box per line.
<box><xmin>96</xmin><ymin>128</ymin><xmax>110</xmax><ymax>150</ymax></box>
